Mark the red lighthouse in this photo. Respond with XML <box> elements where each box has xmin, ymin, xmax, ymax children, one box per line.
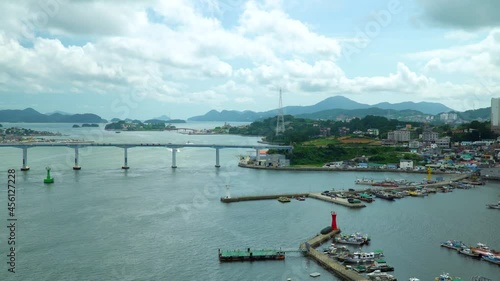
<box><xmin>331</xmin><ymin>211</ymin><xmax>338</xmax><ymax>231</ymax></box>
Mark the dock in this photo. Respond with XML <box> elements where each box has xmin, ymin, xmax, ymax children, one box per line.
<box><xmin>300</xmin><ymin>230</ymin><xmax>370</xmax><ymax>281</ymax></box>
<box><xmin>221</xmin><ymin>192</ymin><xmax>366</xmax><ymax>208</ymax></box>
<box><xmin>218</xmin><ymin>248</ymin><xmax>285</xmax><ymax>262</ymax></box>
<box><xmin>220</xmin><ymin>193</ymin><xmax>309</xmax><ymax>203</ymax></box>
<box><xmin>308</xmin><ymin>193</ymin><xmax>366</xmax><ymax>208</ymax></box>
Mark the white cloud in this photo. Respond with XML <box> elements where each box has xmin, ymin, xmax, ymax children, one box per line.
<box><xmin>0</xmin><ymin>0</ymin><xmax>498</xmax><ymax>117</ymax></box>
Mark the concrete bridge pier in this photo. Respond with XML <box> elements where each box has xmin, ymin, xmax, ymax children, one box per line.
<box><xmin>21</xmin><ymin>147</ymin><xmax>30</xmax><ymax>171</ymax></box>
<box><xmin>255</xmin><ymin>149</ymin><xmax>260</xmax><ymax>162</ymax></box>
<box><xmin>122</xmin><ymin>147</ymin><xmax>129</xmax><ymax>169</ymax></box>
<box><xmin>73</xmin><ymin>147</ymin><xmax>81</xmax><ymax>170</ymax></box>
<box><xmin>171</xmin><ymin>148</ymin><xmax>177</xmax><ymax>168</ymax></box>
<box><xmin>215</xmin><ymin>148</ymin><xmax>220</xmax><ymax>168</ymax></box>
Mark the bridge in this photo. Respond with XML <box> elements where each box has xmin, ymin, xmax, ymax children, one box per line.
<box><xmin>0</xmin><ymin>142</ymin><xmax>293</xmax><ymax>171</ymax></box>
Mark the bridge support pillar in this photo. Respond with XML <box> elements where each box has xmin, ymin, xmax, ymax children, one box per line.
<box><xmin>255</xmin><ymin>149</ymin><xmax>260</xmax><ymax>162</ymax></box>
<box><xmin>73</xmin><ymin>147</ymin><xmax>81</xmax><ymax>170</ymax></box>
<box><xmin>215</xmin><ymin>148</ymin><xmax>220</xmax><ymax>168</ymax></box>
<box><xmin>122</xmin><ymin>147</ymin><xmax>129</xmax><ymax>169</ymax></box>
<box><xmin>171</xmin><ymin>148</ymin><xmax>177</xmax><ymax>168</ymax></box>
<box><xmin>21</xmin><ymin>147</ymin><xmax>30</xmax><ymax>171</ymax></box>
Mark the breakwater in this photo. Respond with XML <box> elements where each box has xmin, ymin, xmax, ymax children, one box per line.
<box><xmin>300</xmin><ymin>230</ymin><xmax>370</xmax><ymax>281</ymax></box>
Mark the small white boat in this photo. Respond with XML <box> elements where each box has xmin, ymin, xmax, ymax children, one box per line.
<box><xmin>409</xmin><ymin>278</ymin><xmax>420</xmax><ymax>281</ymax></box>
<box><xmin>309</xmin><ymin>272</ymin><xmax>321</xmax><ymax>277</ymax></box>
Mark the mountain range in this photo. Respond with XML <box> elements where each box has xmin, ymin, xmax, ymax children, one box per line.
<box><xmin>188</xmin><ymin>96</ymin><xmax>456</xmax><ymax>122</ymax></box>
<box><xmin>0</xmin><ymin>108</ymin><xmax>107</xmax><ymax>123</ymax></box>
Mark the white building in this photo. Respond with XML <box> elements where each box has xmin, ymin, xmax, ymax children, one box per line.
<box><xmin>387</xmin><ymin>129</ymin><xmax>410</xmax><ymax>142</ymax></box>
<box><xmin>399</xmin><ymin>159</ymin><xmax>414</xmax><ymax>170</ymax></box>
<box><xmin>492</xmin><ymin>98</ymin><xmax>500</xmax><ymax>133</ymax></box>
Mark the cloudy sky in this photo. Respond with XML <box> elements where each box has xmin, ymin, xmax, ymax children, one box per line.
<box><xmin>1</xmin><ymin>0</ymin><xmax>499</xmax><ymax>120</ymax></box>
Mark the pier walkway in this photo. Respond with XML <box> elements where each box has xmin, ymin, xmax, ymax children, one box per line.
<box><xmin>220</xmin><ymin>193</ymin><xmax>366</xmax><ymax>208</ymax></box>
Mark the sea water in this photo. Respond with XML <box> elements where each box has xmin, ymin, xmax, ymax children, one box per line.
<box><xmin>0</xmin><ymin>123</ymin><xmax>498</xmax><ymax>280</ymax></box>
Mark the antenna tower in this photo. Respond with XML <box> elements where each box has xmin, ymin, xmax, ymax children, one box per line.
<box><xmin>276</xmin><ymin>88</ymin><xmax>285</xmax><ymax>136</ymax></box>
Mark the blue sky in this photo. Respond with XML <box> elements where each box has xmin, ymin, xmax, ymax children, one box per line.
<box><xmin>0</xmin><ymin>0</ymin><xmax>499</xmax><ymax>120</ymax></box>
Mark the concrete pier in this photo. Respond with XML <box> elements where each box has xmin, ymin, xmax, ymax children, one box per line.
<box><xmin>215</xmin><ymin>148</ymin><xmax>220</xmax><ymax>168</ymax></box>
<box><xmin>122</xmin><ymin>147</ymin><xmax>129</xmax><ymax>169</ymax></box>
<box><xmin>171</xmin><ymin>148</ymin><xmax>177</xmax><ymax>168</ymax></box>
<box><xmin>21</xmin><ymin>147</ymin><xmax>30</xmax><ymax>171</ymax></box>
<box><xmin>221</xmin><ymin>193</ymin><xmax>309</xmax><ymax>203</ymax></box>
<box><xmin>308</xmin><ymin>193</ymin><xmax>366</xmax><ymax>208</ymax></box>
<box><xmin>73</xmin><ymin>147</ymin><xmax>81</xmax><ymax>170</ymax></box>
<box><xmin>221</xmin><ymin>192</ymin><xmax>365</xmax><ymax>208</ymax></box>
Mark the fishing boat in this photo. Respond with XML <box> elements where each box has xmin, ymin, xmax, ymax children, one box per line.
<box><xmin>470</xmin><ymin>243</ymin><xmax>493</xmax><ymax>256</ymax></box>
<box><xmin>486</xmin><ymin>201</ymin><xmax>500</xmax><ymax>209</ymax></box>
<box><xmin>372</xmin><ymin>192</ymin><xmax>395</xmax><ymax>201</ymax></box>
<box><xmin>366</xmin><ymin>259</ymin><xmax>394</xmax><ymax>273</ymax></box>
<box><xmin>323</xmin><ymin>244</ymin><xmax>350</xmax><ymax>257</ymax></box>
<box><xmin>337</xmin><ymin>250</ymin><xmax>384</xmax><ymax>264</ymax></box>
<box><xmin>277</xmin><ymin>197</ymin><xmax>291</xmax><ymax>203</ymax></box>
<box><xmin>366</xmin><ymin>270</ymin><xmax>397</xmax><ymax>281</ymax></box>
<box><xmin>335</xmin><ymin>233</ymin><xmax>370</xmax><ymax>245</ymax></box>
<box><xmin>481</xmin><ymin>253</ymin><xmax>500</xmax><ymax>265</ymax></box>
<box><xmin>358</xmin><ymin>193</ymin><xmax>374</xmax><ymax>202</ymax></box>
<box><xmin>440</xmin><ymin>240</ymin><xmax>466</xmax><ymax>251</ymax></box>
<box><xmin>435</xmin><ymin>273</ymin><xmax>463</xmax><ymax>281</ymax></box>
<box><xmin>295</xmin><ymin>196</ymin><xmax>305</xmax><ymax>201</ymax></box>
<box><xmin>457</xmin><ymin>247</ymin><xmax>480</xmax><ymax>258</ymax></box>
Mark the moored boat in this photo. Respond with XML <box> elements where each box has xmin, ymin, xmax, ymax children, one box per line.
<box><xmin>358</xmin><ymin>192</ymin><xmax>375</xmax><ymax>202</ymax></box>
<box><xmin>335</xmin><ymin>232</ymin><xmax>370</xmax><ymax>245</ymax></box>
<box><xmin>337</xmin><ymin>250</ymin><xmax>384</xmax><ymax>264</ymax></box>
<box><xmin>440</xmin><ymin>240</ymin><xmax>466</xmax><ymax>251</ymax></box>
<box><xmin>373</xmin><ymin>192</ymin><xmax>395</xmax><ymax>201</ymax></box>
<box><xmin>458</xmin><ymin>247</ymin><xmax>480</xmax><ymax>258</ymax></box>
<box><xmin>366</xmin><ymin>259</ymin><xmax>394</xmax><ymax>273</ymax></box>
<box><xmin>366</xmin><ymin>270</ymin><xmax>397</xmax><ymax>281</ymax></box>
<box><xmin>470</xmin><ymin>242</ymin><xmax>500</xmax><ymax>258</ymax></box>
<box><xmin>481</xmin><ymin>253</ymin><xmax>500</xmax><ymax>265</ymax></box>
<box><xmin>486</xmin><ymin>201</ymin><xmax>500</xmax><ymax>209</ymax></box>
<box><xmin>435</xmin><ymin>273</ymin><xmax>463</xmax><ymax>281</ymax></box>
<box><xmin>277</xmin><ymin>197</ymin><xmax>291</xmax><ymax>203</ymax></box>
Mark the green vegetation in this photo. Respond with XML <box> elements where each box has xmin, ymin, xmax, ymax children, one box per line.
<box><xmin>238</xmin><ymin>115</ymin><xmax>497</xmax><ymax>166</ymax></box>
<box><xmin>104</xmin><ymin>120</ymin><xmax>167</xmax><ymax>131</ymax></box>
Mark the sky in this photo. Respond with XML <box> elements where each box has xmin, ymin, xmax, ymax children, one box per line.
<box><xmin>0</xmin><ymin>0</ymin><xmax>499</xmax><ymax>120</ymax></box>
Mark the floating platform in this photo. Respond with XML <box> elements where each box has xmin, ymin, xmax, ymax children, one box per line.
<box><xmin>218</xmin><ymin>248</ymin><xmax>285</xmax><ymax>262</ymax></box>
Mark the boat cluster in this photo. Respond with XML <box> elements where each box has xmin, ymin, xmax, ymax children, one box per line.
<box><xmin>440</xmin><ymin>240</ymin><xmax>500</xmax><ymax>265</ymax></box>
<box><xmin>322</xmin><ymin>232</ymin><xmax>396</xmax><ymax>280</ymax></box>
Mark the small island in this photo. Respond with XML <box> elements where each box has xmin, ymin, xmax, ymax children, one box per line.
<box><xmin>73</xmin><ymin>123</ymin><xmax>99</xmax><ymax>128</ymax></box>
<box><xmin>105</xmin><ymin>120</ymin><xmax>183</xmax><ymax>131</ymax></box>
<box><xmin>1</xmin><ymin>127</ymin><xmax>63</xmax><ymax>143</ymax></box>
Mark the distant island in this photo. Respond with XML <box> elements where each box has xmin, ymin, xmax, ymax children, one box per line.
<box><xmin>1</xmin><ymin>126</ymin><xmax>63</xmax><ymax>143</ymax></box>
<box><xmin>73</xmin><ymin>123</ymin><xmax>99</xmax><ymax>128</ymax></box>
<box><xmin>104</xmin><ymin>120</ymin><xmax>184</xmax><ymax>131</ymax></box>
<box><xmin>0</xmin><ymin>108</ymin><xmax>107</xmax><ymax>123</ymax></box>
<box><xmin>187</xmin><ymin>96</ymin><xmax>490</xmax><ymax>123</ymax></box>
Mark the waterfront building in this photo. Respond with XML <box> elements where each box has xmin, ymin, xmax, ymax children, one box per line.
<box><xmin>399</xmin><ymin>159</ymin><xmax>414</xmax><ymax>170</ymax></box>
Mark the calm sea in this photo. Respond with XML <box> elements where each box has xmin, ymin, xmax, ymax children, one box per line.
<box><xmin>0</xmin><ymin>123</ymin><xmax>499</xmax><ymax>281</ymax></box>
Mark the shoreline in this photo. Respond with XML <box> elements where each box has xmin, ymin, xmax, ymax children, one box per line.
<box><xmin>238</xmin><ymin>163</ymin><xmax>456</xmax><ymax>175</ymax></box>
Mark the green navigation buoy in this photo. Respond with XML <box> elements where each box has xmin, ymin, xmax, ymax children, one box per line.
<box><xmin>44</xmin><ymin>167</ymin><xmax>54</xmax><ymax>184</ymax></box>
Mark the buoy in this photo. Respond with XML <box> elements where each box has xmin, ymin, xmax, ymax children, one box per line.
<box><xmin>43</xmin><ymin>167</ymin><xmax>54</xmax><ymax>184</ymax></box>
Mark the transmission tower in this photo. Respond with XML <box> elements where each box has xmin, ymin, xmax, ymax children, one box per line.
<box><xmin>276</xmin><ymin>88</ymin><xmax>285</xmax><ymax>136</ymax></box>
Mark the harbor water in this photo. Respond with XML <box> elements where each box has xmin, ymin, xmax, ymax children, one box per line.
<box><xmin>0</xmin><ymin>123</ymin><xmax>499</xmax><ymax>280</ymax></box>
